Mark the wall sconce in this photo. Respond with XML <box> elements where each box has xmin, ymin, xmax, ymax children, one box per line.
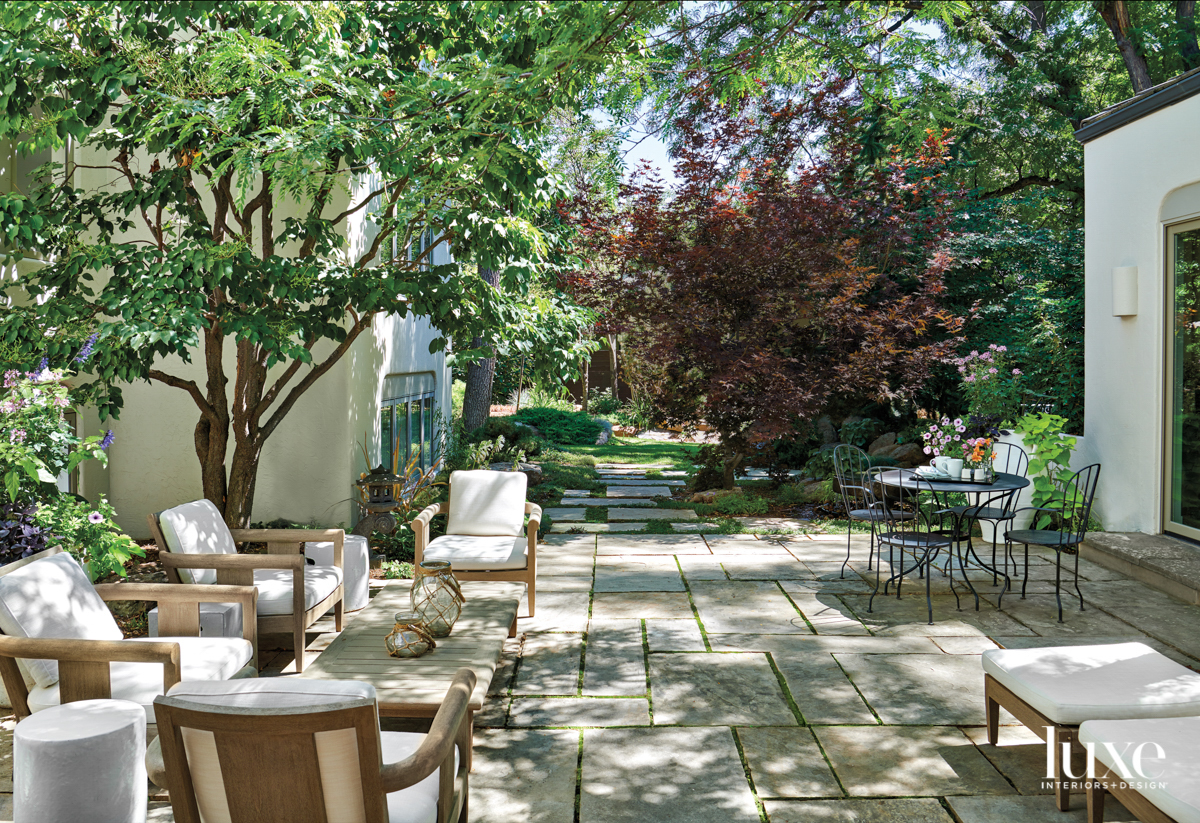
<box><xmin>1112</xmin><ymin>266</ymin><xmax>1138</xmax><ymax>316</ymax></box>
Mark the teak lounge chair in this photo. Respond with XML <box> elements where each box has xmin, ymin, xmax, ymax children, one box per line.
<box><xmin>148</xmin><ymin>499</ymin><xmax>344</xmax><ymax>672</ymax></box>
<box><xmin>413</xmin><ymin>470</ymin><xmax>540</xmax><ymax>617</ymax></box>
<box><xmin>0</xmin><ymin>547</ymin><xmax>258</xmax><ymax>721</ymax></box>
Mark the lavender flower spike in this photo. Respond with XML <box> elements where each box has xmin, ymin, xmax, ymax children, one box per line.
<box><xmin>100</xmin><ymin>430</ymin><xmax>115</xmax><ymax>450</ymax></box>
<box><xmin>75</xmin><ymin>332</ymin><xmax>98</xmax><ymax>364</ymax></box>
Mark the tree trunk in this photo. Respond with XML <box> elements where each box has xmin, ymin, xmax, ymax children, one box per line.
<box><xmin>462</xmin><ymin>267</ymin><xmax>502</xmax><ymax>432</ymax></box>
<box><xmin>607</xmin><ymin>334</ymin><xmax>619</xmax><ymax>399</ymax></box>
<box><xmin>1179</xmin><ymin>0</ymin><xmax>1200</xmax><ymax>70</ymax></box>
<box><xmin>580</xmin><ymin>355</ymin><xmax>589</xmax><ymax>412</ymax></box>
<box><xmin>1096</xmin><ymin>1</ymin><xmax>1155</xmax><ymax>93</ymax></box>
<box><xmin>721</xmin><ymin>450</ymin><xmax>744</xmax><ymax>490</ymax></box>
<box><xmin>197</xmin><ymin>326</ymin><xmax>231</xmax><ymax>511</ymax></box>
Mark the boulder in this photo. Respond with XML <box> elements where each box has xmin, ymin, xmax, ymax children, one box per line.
<box><xmin>612</xmin><ymin>425</ymin><xmax>640</xmax><ymax>437</ymax></box>
<box><xmin>867</xmin><ymin>432</ymin><xmax>897</xmax><ymax>455</ymax></box>
<box><xmin>816</xmin><ymin>415</ymin><xmax>838</xmax><ymax>444</ymax></box>
<box><xmin>689</xmin><ymin>487</ymin><xmax>744</xmax><ymax>505</ymax></box>
<box><xmin>488</xmin><ymin>462</ymin><xmax>544</xmax><ymax>486</ymax></box>
<box><xmin>885</xmin><ymin>442</ymin><xmax>925</xmax><ymax>468</ymax></box>
<box><xmin>595</xmin><ymin>419</ymin><xmax>613</xmax><ymax>445</ymax></box>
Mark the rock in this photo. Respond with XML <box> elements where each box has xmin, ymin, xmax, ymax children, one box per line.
<box><xmin>488</xmin><ymin>461</ymin><xmax>544</xmax><ymax>485</ymax></box>
<box><xmin>595</xmin><ymin>419</ymin><xmax>613</xmax><ymax>445</ymax></box>
<box><xmin>689</xmin><ymin>487</ymin><xmax>745</xmax><ymax>505</ymax></box>
<box><xmin>816</xmin><ymin>415</ymin><xmax>838</xmax><ymax>445</ymax></box>
<box><xmin>867</xmin><ymin>432</ymin><xmax>897</xmax><ymax>455</ymax></box>
<box><xmin>612</xmin><ymin>425</ymin><xmax>640</xmax><ymax>437</ymax></box>
<box><xmin>885</xmin><ymin>442</ymin><xmax>925</xmax><ymax>468</ymax></box>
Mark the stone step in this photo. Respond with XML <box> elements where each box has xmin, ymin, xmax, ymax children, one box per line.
<box><xmin>561</xmin><ymin>498</ymin><xmax>656</xmax><ymax>507</ymax></box>
<box><xmin>550</xmin><ymin>522</ymin><xmax>647</xmax><ymax>533</ymax></box>
<box><xmin>599</xmin><ymin>479</ymin><xmax>687</xmax><ymax>486</ymax></box>
<box><xmin>1082</xmin><ymin>532</ymin><xmax>1200</xmax><ymax>605</ymax></box>
<box><xmin>544</xmin><ymin>507</ymin><xmax>585</xmax><ymax>521</ymax></box>
<box><xmin>610</xmin><ymin>508</ymin><xmax>698</xmax><ymax>521</ymax></box>
<box><xmin>608</xmin><ymin>486</ymin><xmax>673</xmax><ymax>498</ymax></box>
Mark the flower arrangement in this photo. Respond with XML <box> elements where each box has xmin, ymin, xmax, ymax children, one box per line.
<box><xmin>921</xmin><ymin>416</ymin><xmax>965</xmax><ymax>457</ymax></box>
<box><xmin>963</xmin><ymin>436</ymin><xmax>996</xmax><ymax>470</ymax></box>
<box><xmin>950</xmin><ymin>344</ymin><xmax>1023</xmax><ymax>422</ymax></box>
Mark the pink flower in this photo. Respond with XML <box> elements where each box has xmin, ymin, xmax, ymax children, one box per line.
<box><xmin>965</xmin><ymin>375</ymin><xmax>976</xmax><ymax>383</ymax></box>
<box><xmin>9</xmin><ymin>429</ymin><xmax>26</xmax><ymax>444</ymax></box>
<box><xmin>88</xmin><ymin>512</ymin><xmax>104</xmax><ymax>524</ymax></box>
<box><xmin>988</xmin><ymin>368</ymin><xmax>998</xmax><ymax>374</ymax></box>
<box><xmin>1012</xmin><ymin>368</ymin><xmax>1022</xmax><ymax>375</ymax></box>
<box><xmin>923</xmin><ymin>446</ymin><xmax>932</xmax><ymax>455</ymax></box>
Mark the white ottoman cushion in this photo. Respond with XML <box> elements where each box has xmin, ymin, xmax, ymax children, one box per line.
<box><xmin>306</xmin><ymin>535</ymin><xmax>370</xmax><ymax>611</ymax></box>
<box><xmin>157</xmin><ymin>500</ymin><xmax>237</xmax><ymax>585</ymax></box>
<box><xmin>424</xmin><ymin>534</ymin><xmax>528</xmax><ymax>571</ymax></box>
<box><xmin>447</xmin><ymin>470</ymin><xmax>527</xmax><ymax>536</ymax></box>
<box><xmin>26</xmin><ymin>636</ymin><xmax>254</xmax><ymax>723</ymax></box>
<box><xmin>0</xmin><ymin>552</ymin><xmax>123</xmax><ymax>688</ymax></box>
<box><xmin>15</xmin><ymin>698</ymin><xmax>147</xmax><ymax>823</ymax></box>
<box><xmin>1080</xmin><ymin>717</ymin><xmax>1200</xmax><ymax>823</ymax></box>
<box><xmin>982</xmin><ymin>642</ymin><xmax>1200</xmax><ymax>724</ymax></box>
<box><xmin>253</xmin><ymin>564</ymin><xmax>343</xmax><ymax>616</ymax></box>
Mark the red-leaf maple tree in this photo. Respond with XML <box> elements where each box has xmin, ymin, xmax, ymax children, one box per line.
<box><xmin>566</xmin><ymin>91</ymin><xmax>964</xmax><ymax>488</ymax></box>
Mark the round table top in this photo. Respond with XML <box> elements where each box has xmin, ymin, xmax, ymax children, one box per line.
<box><xmin>876</xmin><ymin>469</ymin><xmax>1030</xmax><ymax>493</ymax></box>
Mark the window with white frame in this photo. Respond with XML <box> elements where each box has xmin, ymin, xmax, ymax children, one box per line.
<box><xmin>379</xmin><ymin>373</ymin><xmax>437</xmax><ymax>472</ymax></box>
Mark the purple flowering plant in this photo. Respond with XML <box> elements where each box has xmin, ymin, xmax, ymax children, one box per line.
<box><xmin>920</xmin><ymin>416</ymin><xmax>966</xmax><ymax>458</ymax></box>
<box><xmin>1</xmin><ymin>367</ymin><xmax>112</xmax><ymax>504</ymax></box>
<box><xmin>948</xmin><ymin>344</ymin><xmax>1023</xmax><ymax>422</ymax></box>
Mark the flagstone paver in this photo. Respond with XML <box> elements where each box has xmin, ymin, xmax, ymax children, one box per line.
<box><xmin>562</xmin><ymin>497</ymin><xmax>656</xmax><ymax>507</ymax></box>
<box><xmin>960</xmin><ymin>725</ymin><xmax>1062</xmax><ymax>797</ymax></box>
<box><xmin>583</xmin><ymin>619</ymin><xmax>647</xmax><ymax>696</ymax></box>
<box><xmin>762</xmin><ymin>799</ymin><xmax>956</xmax><ymax>823</ymax></box>
<box><xmin>721</xmin><ymin>556</ymin><xmax>814</xmax><ymax>580</ymax></box>
<box><xmin>945</xmin><ymin>795</ymin><xmax>1138</xmax><ymax>823</ymax></box>
<box><xmin>550</xmin><ymin>522</ymin><xmax>647</xmax><ymax>533</ymax></box>
<box><xmin>815</xmin><ymin>725</ymin><xmax>1016</xmax><ymax>797</ymax></box>
<box><xmin>703</xmin><ymin>538</ymin><xmax>794</xmax><ymax>556</ymax></box>
<box><xmin>610</xmin><ymin>507</ymin><xmax>698</xmax><ymax>520</ymax></box>
<box><xmin>597</xmin><ymin>478</ymin><xmax>686</xmax><ymax>486</ymax></box>
<box><xmin>512</xmin><ymin>634</ymin><xmax>583</xmax><ymax>695</ymax></box>
<box><xmin>594</xmin><ymin>556</ymin><xmax>685</xmax><ymax>592</ymax></box>
<box><xmin>690</xmin><ymin>580</ymin><xmax>813</xmax><ymax>634</ymax></box>
<box><xmin>840</xmin><ymin>594</ymin><xmax>1037</xmax><ymax>637</ymax></box>
<box><xmin>470</xmin><ymin>729</ymin><xmax>581</xmax><ymax>823</ymax></box>
<box><xmin>786</xmin><ymin>591</ymin><xmax>872</xmax><ymax>635</ymax></box>
<box><xmin>607</xmin><ymin>485</ymin><xmax>673</xmax><ymax>498</ymax></box>
<box><xmin>675</xmin><ymin>554</ymin><xmax>729</xmax><ymax>579</ymax></box>
<box><xmin>597</xmin><ymin>534</ymin><xmax>709</xmax><ymax>554</ymax></box>
<box><xmin>521</xmin><ymin>592</ymin><xmax>591</xmax><ymax>632</ymax></box>
<box><xmin>592</xmin><ymin>592</ymin><xmax>694</xmax><ymax>619</ymax></box>
<box><xmin>737</xmin><ymin>727</ymin><xmax>842</xmax><ymax>798</ymax></box>
<box><xmin>580</xmin><ymin>727</ymin><xmax>760</xmax><ymax>823</ymax></box>
<box><xmin>509</xmin><ymin>697</ymin><xmax>651</xmax><ymax>727</ymax></box>
<box><xmin>644</xmin><ymin>618</ymin><xmax>707</xmax><ymax>651</ymax></box>
<box><xmin>543</xmin><ymin>507</ymin><xmax>586</xmax><ymax>521</ymax></box>
<box><xmin>648</xmin><ymin>652</ymin><xmax>797</xmax><ymax>726</ymax></box>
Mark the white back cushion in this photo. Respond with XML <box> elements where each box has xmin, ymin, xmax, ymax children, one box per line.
<box><xmin>168</xmin><ymin>679</ymin><xmax>378</xmax><ymax>823</ymax></box>
<box><xmin>0</xmin><ymin>552</ymin><xmax>122</xmax><ymax>688</ymax></box>
<box><xmin>158</xmin><ymin>499</ymin><xmax>237</xmax><ymax>585</ymax></box>
<box><xmin>447</xmin><ymin>470</ymin><xmax>527</xmax><ymax>536</ymax></box>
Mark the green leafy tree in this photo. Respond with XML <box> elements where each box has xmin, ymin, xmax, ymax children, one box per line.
<box><xmin>0</xmin><ymin>0</ymin><xmax>650</xmax><ymax>526</ymax></box>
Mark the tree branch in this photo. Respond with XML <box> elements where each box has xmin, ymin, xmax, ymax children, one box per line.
<box><xmin>982</xmin><ymin>175</ymin><xmax>1081</xmax><ymax>199</ymax></box>
<box><xmin>148</xmin><ymin>370</ymin><xmax>219</xmax><ymax>423</ymax></box>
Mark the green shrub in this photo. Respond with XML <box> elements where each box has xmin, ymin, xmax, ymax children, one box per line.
<box><xmin>715</xmin><ymin>495</ymin><xmax>769</xmax><ymax>515</ymax></box>
<box><xmin>777</xmin><ymin>483</ymin><xmax>807</xmax><ymax>506</ymax></box>
<box><xmin>35</xmin><ymin>495</ymin><xmax>143</xmax><ymax>581</ymax></box>
<box><xmin>642</xmin><ymin>520</ymin><xmax>675</xmax><ymax>534</ymax></box>
<box><xmin>509</xmin><ymin>407</ymin><xmax>602</xmax><ymax>446</ymax></box>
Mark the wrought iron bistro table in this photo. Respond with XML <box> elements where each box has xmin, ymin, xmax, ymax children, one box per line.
<box><xmin>873</xmin><ymin>469</ymin><xmax>1031</xmax><ymax>616</ymax></box>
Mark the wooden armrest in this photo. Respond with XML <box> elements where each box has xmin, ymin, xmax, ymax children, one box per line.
<box><xmin>380</xmin><ymin>668</ymin><xmax>476</xmax><ymax>793</ymax></box>
<box><xmin>93</xmin><ymin>582</ymin><xmax>259</xmax><ymax>605</ymax></box>
<box><xmin>160</xmin><ymin>553</ymin><xmax>304</xmax><ymax>570</ymax></box>
<box><xmin>412</xmin><ymin>503</ymin><xmax>448</xmax><ymax>563</ymax></box>
<box><xmin>525</xmin><ymin>501</ymin><xmax>542</xmax><ymax>526</ymax></box>
<box><xmin>413</xmin><ymin>502</ymin><xmax>447</xmax><ymax>527</ymax></box>
<box><xmin>229</xmin><ymin>528</ymin><xmax>343</xmax><ymax>543</ymax></box>
<box><xmin>0</xmin><ymin>635</ymin><xmax>183</xmax><ymax>708</ymax></box>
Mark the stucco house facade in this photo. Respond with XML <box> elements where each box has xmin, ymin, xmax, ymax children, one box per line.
<box><xmin>2</xmin><ymin>141</ymin><xmax>452</xmax><ymax>539</ymax></box>
<box><xmin>1077</xmin><ymin>67</ymin><xmax>1200</xmax><ymax>539</ymax></box>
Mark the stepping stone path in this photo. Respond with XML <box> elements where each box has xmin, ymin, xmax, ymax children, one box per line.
<box><xmin>607</xmin><ymin>485</ymin><xmax>672</xmax><ymax>498</ymax></box>
<box><xmin>562</xmin><ymin>497</ymin><xmax>656</xmax><ymax>507</ymax></box>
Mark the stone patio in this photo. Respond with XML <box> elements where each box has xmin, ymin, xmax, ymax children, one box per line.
<box><xmin>2</xmin><ymin>481</ymin><xmax>1194</xmax><ymax>820</ymax></box>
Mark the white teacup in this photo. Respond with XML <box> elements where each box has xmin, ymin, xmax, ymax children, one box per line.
<box><xmin>945</xmin><ymin>458</ymin><xmax>964</xmax><ymax>478</ymax></box>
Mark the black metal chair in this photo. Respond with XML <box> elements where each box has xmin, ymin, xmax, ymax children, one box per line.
<box><xmin>1003</xmin><ymin>463</ymin><xmax>1101</xmax><ymax>622</ymax></box>
<box><xmin>833</xmin><ymin>444</ymin><xmax>888</xmax><ymax>578</ymax></box>
<box><xmin>867</xmin><ymin>471</ymin><xmax>959</xmax><ymax>625</ymax></box>
<box><xmin>945</xmin><ymin>442</ymin><xmax>1029</xmax><ymax>584</ymax></box>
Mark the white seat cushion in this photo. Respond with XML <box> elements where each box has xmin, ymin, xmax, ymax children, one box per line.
<box><xmin>253</xmin><ymin>565</ymin><xmax>343</xmax><ymax>616</ymax></box>
<box><xmin>27</xmin><ymin>636</ymin><xmax>254</xmax><ymax>723</ymax></box>
<box><xmin>383</xmin><ymin>731</ymin><xmax>458</xmax><ymax>823</ymax></box>
<box><xmin>447</xmin><ymin>470</ymin><xmax>527</xmax><ymax>536</ymax></box>
<box><xmin>1080</xmin><ymin>717</ymin><xmax>1200</xmax><ymax>823</ymax></box>
<box><xmin>982</xmin><ymin>642</ymin><xmax>1200</xmax><ymax>724</ymax></box>
<box><xmin>424</xmin><ymin>535</ymin><xmax>528</xmax><ymax>571</ymax></box>
<box><xmin>167</xmin><ymin>676</ymin><xmax>375</xmax><ymax>705</ymax></box>
<box><xmin>0</xmin><ymin>552</ymin><xmax>123</xmax><ymax>688</ymax></box>
<box><xmin>158</xmin><ymin>500</ymin><xmax>237</xmax><ymax>585</ymax></box>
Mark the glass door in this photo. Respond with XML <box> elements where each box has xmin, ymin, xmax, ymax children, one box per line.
<box><xmin>1166</xmin><ymin>219</ymin><xmax>1200</xmax><ymax>539</ymax></box>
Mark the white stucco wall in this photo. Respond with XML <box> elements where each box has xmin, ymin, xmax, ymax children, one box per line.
<box><xmin>1083</xmin><ymin>92</ymin><xmax>1200</xmax><ymax>533</ymax></box>
<box><xmin>3</xmin><ymin>139</ymin><xmax>452</xmax><ymax>537</ymax></box>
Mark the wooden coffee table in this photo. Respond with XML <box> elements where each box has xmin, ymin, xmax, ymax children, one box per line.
<box><xmin>301</xmin><ymin>580</ymin><xmax>524</xmax><ymax>722</ymax></box>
